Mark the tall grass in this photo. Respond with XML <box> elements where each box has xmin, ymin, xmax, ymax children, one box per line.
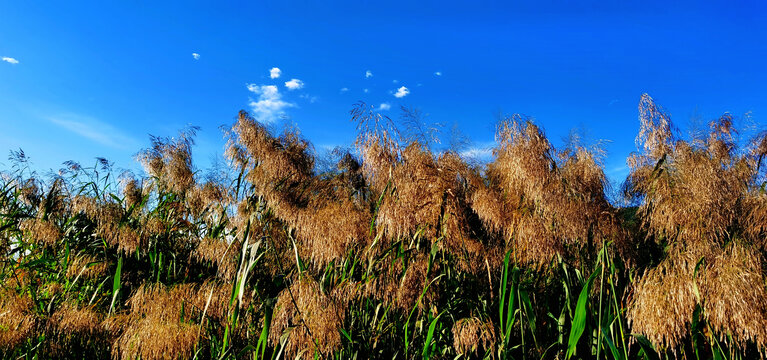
<box><xmin>1</xmin><ymin>94</ymin><xmax>767</xmax><ymax>359</ymax></box>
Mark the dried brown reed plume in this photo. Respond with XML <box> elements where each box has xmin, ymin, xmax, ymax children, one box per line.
<box><xmin>227</xmin><ymin>111</ymin><xmax>371</xmax><ymax>266</ymax></box>
<box><xmin>375</xmin><ymin>144</ymin><xmax>490</xmax><ymax>271</ymax></box>
<box><xmin>137</xmin><ymin>127</ymin><xmax>199</xmax><ymax>195</ymax></box>
<box><xmin>353</xmin><ymin>103</ymin><xmax>497</xmax><ymax>274</ymax></box>
<box><xmin>113</xmin><ymin>282</ymin><xmax>234</xmax><ymax>360</ymax></box>
<box><xmin>0</xmin><ymin>291</ymin><xmax>37</xmax><ymax>352</ymax></box>
<box><xmin>71</xmin><ymin>195</ymin><xmax>149</xmax><ymax>254</ymax></box>
<box><xmin>472</xmin><ymin>115</ymin><xmax>623</xmax><ymax>267</ymax></box>
<box><xmin>16</xmin><ymin>178</ymin><xmax>41</xmax><ymax>207</ymax></box>
<box><xmin>120</xmin><ymin>176</ymin><xmax>143</xmax><ymax>209</ymax></box>
<box><xmin>186</xmin><ymin>181</ymin><xmax>228</xmax><ymax>220</ymax></box>
<box><xmin>269</xmin><ymin>277</ymin><xmax>352</xmax><ymax>357</ymax></box>
<box><xmin>19</xmin><ymin>217</ymin><xmax>61</xmax><ymax>248</ymax></box>
<box><xmin>193</xmin><ymin>236</ymin><xmax>238</xmax><ymax>280</ymax></box>
<box><xmin>627</xmin><ymin>94</ymin><xmax>767</xmax><ymax>351</ymax></box>
<box><xmin>66</xmin><ymin>254</ymin><xmax>110</xmax><ymax>279</ymax></box>
<box><xmin>45</xmin><ymin>302</ymin><xmax>107</xmax><ymax>356</ymax></box>
<box><xmin>452</xmin><ymin>317</ymin><xmax>497</xmax><ymax>357</ymax></box>
<box><xmin>359</xmin><ymin>252</ymin><xmax>442</xmax><ymax>315</ymax></box>
<box><xmin>351</xmin><ymin>103</ymin><xmax>401</xmax><ymax>194</ymax></box>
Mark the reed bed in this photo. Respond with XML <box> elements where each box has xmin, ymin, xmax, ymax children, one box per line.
<box><xmin>1</xmin><ymin>94</ymin><xmax>766</xmax><ymax>359</ymax></box>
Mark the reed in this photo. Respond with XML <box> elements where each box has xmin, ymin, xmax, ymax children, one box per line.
<box><xmin>0</xmin><ymin>95</ymin><xmax>765</xmax><ymax>359</ymax></box>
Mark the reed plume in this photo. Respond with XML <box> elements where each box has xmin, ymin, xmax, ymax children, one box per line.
<box><xmin>627</xmin><ymin>94</ymin><xmax>767</xmax><ymax>351</ymax></box>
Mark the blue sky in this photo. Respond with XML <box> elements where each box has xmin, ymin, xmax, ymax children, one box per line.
<box><xmin>1</xmin><ymin>1</ymin><xmax>766</xmax><ymax>185</ymax></box>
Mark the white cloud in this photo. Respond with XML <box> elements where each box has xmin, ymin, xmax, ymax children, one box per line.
<box><xmin>300</xmin><ymin>94</ymin><xmax>318</xmax><ymax>103</ymax></box>
<box><xmin>340</xmin><ymin>87</ymin><xmax>349</xmax><ymax>92</ymax></box>
<box><xmin>48</xmin><ymin>114</ymin><xmax>137</xmax><ymax>149</ymax></box>
<box><xmin>192</xmin><ymin>53</ymin><xmax>200</xmax><ymax>60</ymax></box>
<box><xmin>363</xmin><ymin>88</ymin><xmax>369</xmax><ymax>93</ymax></box>
<box><xmin>284</xmin><ymin>78</ymin><xmax>304</xmax><ymax>90</ymax></box>
<box><xmin>270</xmin><ymin>67</ymin><xmax>281</xmax><ymax>79</ymax></box>
<box><xmin>460</xmin><ymin>147</ymin><xmax>493</xmax><ymax>159</ymax></box>
<box><xmin>378</xmin><ymin>103</ymin><xmax>391</xmax><ymax>111</ymax></box>
<box><xmin>459</xmin><ymin>141</ymin><xmax>496</xmax><ymax>160</ymax></box>
<box><xmin>394</xmin><ymin>86</ymin><xmax>410</xmax><ymax>98</ymax></box>
<box><xmin>2</xmin><ymin>57</ymin><xmax>19</xmax><ymax>64</ymax></box>
<box><xmin>392</xmin><ymin>79</ymin><xmax>398</xmax><ymax>84</ymax></box>
<box><xmin>246</xmin><ymin>84</ymin><xmax>295</xmax><ymax>123</ymax></box>
<box><xmin>434</xmin><ymin>71</ymin><xmax>442</xmax><ymax>76</ymax></box>
<box><xmin>365</xmin><ymin>70</ymin><xmax>373</xmax><ymax>78</ymax></box>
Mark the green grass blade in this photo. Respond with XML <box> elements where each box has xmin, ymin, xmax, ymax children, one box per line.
<box><xmin>422</xmin><ymin>311</ymin><xmax>444</xmax><ymax>359</ymax></box>
<box><xmin>108</xmin><ymin>256</ymin><xmax>122</xmax><ymax>314</ymax></box>
<box><xmin>566</xmin><ymin>264</ymin><xmax>600</xmax><ymax>359</ymax></box>
<box><xmin>602</xmin><ymin>325</ymin><xmax>623</xmax><ymax>360</ymax></box>
<box><xmin>632</xmin><ymin>334</ymin><xmax>660</xmax><ymax>360</ymax></box>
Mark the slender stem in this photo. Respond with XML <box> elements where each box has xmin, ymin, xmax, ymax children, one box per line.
<box><xmin>607</xmin><ymin>249</ymin><xmax>629</xmax><ymax>360</ymax></box>
<box><xmin>596</xmin><ymin>240</ymin><xmax>606</xmax><ymax>360</ymax></box>
<box><xmin>520</xmin><ymin>286</ymin><xmax>526</xmax><ymax>360</ymax></box>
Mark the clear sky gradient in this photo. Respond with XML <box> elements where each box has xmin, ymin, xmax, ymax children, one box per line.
<box><xmin>1</xmin><ymin>1</ymin><xmax>766</xmax><ymax>185</ymax></box>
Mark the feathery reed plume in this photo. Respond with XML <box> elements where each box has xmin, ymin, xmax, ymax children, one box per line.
<box><xmin>66</xmin><ymin>254</ymin><xmax>110</xmax><ymax>279</ymax></box>
<box><xmin>395</xmin><ymin>254</ymin><xmax>438</xmax><ymax>312</ymax></box>
<box><xmin>17</xmin><ymin>178</ymin><xmax>41</xmax><ymax>207</ymax></box>
<box><xmin>357</xmin><ymin>106</ymin><xmax>494</xmax><ymax>273</ymax></box>
<box><xmin>137</xmin><ymin>127</ymin><xmax>199</xmax><ymax>195</ymax></box>
<box><xmin>629</xmin><ymin>243</ymin><xmax>767</xmax><ymax>351</ymax></box>
<box><xmin>700</xmin><ymin>244</ymin><xmax>767</xmax><ymax>350</ymax></box>
<box><xmin>114</xmin><ymin>318</ymin><xmax>200</xmax><ymax>360</ymax></box>
<box><xmin>120</xmin><ymin>176</ymin><xmax>143</xmax><ymax>209</ymax></box>
<box><xmin>270</xmin><ymin>278</ymin><xmax>350</xmax><ymax>357</ymax></box>
<box><xmin>352</xmin><ymin>103</ymin><xmax>401</xmax><ymax>193</ymax></box>
<box><xmin>0</xmin><ymin>291</ymin><xmax>37</xmax><ymax>352</ymax></box>
<box><xmin>71</xmin><ymin>195</ymin><xmax>150</xmax><ymax>254</ymax></box>
<box><xmin>474</xmin><ymin>115</ymin><xmax>624</xmax><ymax>267</ymax></box>
<box><xmin>362</xmin><ymin>253</ymin><xmax>441</xmax><ymax>313</ymax></box>
<box><xmin>452</xmin><ymin>317</ymin><xmax>496</xmax><ymax>357</ymax></box>
<box><xmin>45</xmin><ymin>302</ymin><xmax>107</xmax><ymax>356</ymax></box>
<box><xmin>636</xmin><ymin>93</ymin><xmax>675</xmax><ymax>160</ymax></box>
<box><xmin>627</xmin><ymin>245</ymin><xmax>703</xmax><ymax>350</ymax></box>
<box><xmin>627</xmin><ymin>94</ymin><xmax>767</xmax><ymax>351</ymax></box>
<box><xmin>112</xmin><ymin>282</ymin><xmax>234</xmax><ymax>360</ymax></box>
<box><xmin>19</xmin><ymin>217</ymin><xmax>61</xmax><ymax>248</ymax></box>
<box><xmin>186</xmin><ymin>181</ymin><xmax>228</xmax><ymax>220</ymax></box>
<box><xmin>193</xmin><ymin>237</ymin><xmax>237</xmax><ymax>281</ymax></box>
<box><xmin>227</xmin><ymin>111</ymin><xmax>371</xmax><ymax>266</ymax></box>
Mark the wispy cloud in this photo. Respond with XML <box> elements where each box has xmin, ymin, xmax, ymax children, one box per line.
<box><xmin>434</xmin><ymin>71</ymin><xmax>442</xmax><ymax>76</ymax></box>
<box><xmin>48</xmin><ymin>114</ymin><xmax>138</xmax><ymax>149</ymax></box>
<box><xmin>394</xmin><ymin>86</ymin><xmax>410</xmax><ymax>98</ymax></box>
<box><xmin>284</xmin><ymin>78</ymin><xmax>304</xmax><ymax>90</ymax></box>
<box><xmin>270</xmin><ymin>67</ymin><xmax>281</xmax><ymax>79</ymax></box>
<box><xmin>607</xmin><ymin>165</ymin><xmax>629</xmax><ymax>174</ymax></box>
<box><xmin>457</xmin><ymin>140</ymin><xmax>496</xmax><ymax>161</ymax></box>
<box><xmin>365</xmin><ymin>70</ymin><xmax>373</xmax><ymax>78</ymax></box>
<box><xmin>460</xmin><ymin>147</ymin><xmax>493</xmax><ymax>159</ymax></box>
<box><xmin>392</xmin><ymin>79</ymin><xmax>398</xmax><ymax>84</ymax></box>
<box><xmin>2</xmin><ymin>57</ymin><xmax>19</xmax><ymax>64</ymax></box>
<box><xmin>192</xmin><ymin>53</ymin><xmax>200</xmax><ymax>60</ymax></box>
<box><xmin>246</xmin><ymin>84</ymin><xmax>295</xmax><ymax>123</ymax></box>
<box><xmin>300</xmin><ymin>94</ymin><xmax>318</xmax><ymax>103</ymax></box>
<box><xmin>340</xmin><ymin>87</ymin><xmax>349</xmax><ymax>93</ymax></box>
<box><xmin>363</xmin><ymin>88</ymin><xmax>369</xmax><ymax>93</ymax></box>
<box><xmin>378</xmin><ymin>103</ymin><xmax>391</xmax><ymax>111</ymax></box>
